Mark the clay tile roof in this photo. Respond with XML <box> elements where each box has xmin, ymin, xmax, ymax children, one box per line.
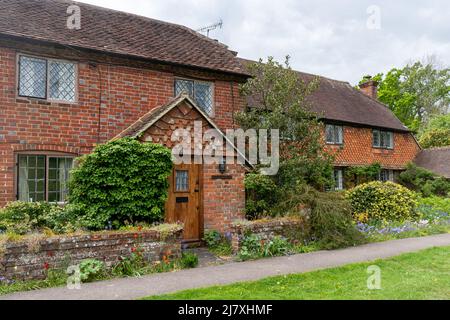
<box><xmin>238</xmin><ymin>58</ymin><xmax>410</xmax><ymax>132</ymax></box>
<box><xmin>0</xmin><ymin>0</ymin><xmax>249</xmax><ymax>76</ymax></box>
<box><xmin>414</xmin><ymin>147</ymin><xmax>450</xmax><ymax>178</ymax></box>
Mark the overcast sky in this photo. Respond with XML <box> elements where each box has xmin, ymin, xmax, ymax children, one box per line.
<box><xmin>80</xmin><ymin>0</ymin><xmax>450</xmax><ymax>84</ymax></box>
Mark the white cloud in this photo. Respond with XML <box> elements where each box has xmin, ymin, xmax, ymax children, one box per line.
<box><xmin>80</xmin><ymin>0</ymin><xmax>450</xmax><ymax>84</ymax></box>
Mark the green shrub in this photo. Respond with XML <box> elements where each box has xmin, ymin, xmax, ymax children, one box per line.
<box><xmin>79</xmin><ymin>259</ymin><xmax>105</xmax><ymax>283</ymax></box>
<box><xmin>69</xmin><ymin>138</ymin><xmax>173</xmax><ymax>230</ymax></box>
<box><xmin>398</xmin><ymin>163</ymin><xmax>450</xmax><ymax>197</ymax></box>
<box><xmin>203</xmin><ymin>230</ymin><xmax>232</xmax><ymax>256</ymax></box>
<box><xmin>41</xmin><ymin>204</ymin><xmax>83</xmax><ymax>234</ymax></box>
<box><xmin>347</xmin><ymin>181</ymin><xmax>419</xmax><ymax>222</ymax></box>
<box><xmin>238</xmin><ymin>234</ymin><xmax>292</xmax><ymax>261</ymax></box>
<box><xmin>180</xmin><ymin>252</ymin><xmax>199</xmax><ymax>269</ymax></box>
<box><xmin>276</xmin><ymin>184</ymin><xmax>364</xmax><ymax>249</ymax></box>
<box><xmin>203</xmin><ymin>230</ymin><xmax>222</xmax><ymax>247</ymax></box>
<box><xmin>244</xmin><ymin>173</ymin><xmax>279</xmax><ymax>219</ymax></box>
<box><xmin>0</xmin><ymin>201</ymin><xmax>82</xmax><ymax>235</ymax></box>
<box><xmin>417</xmin><ymin>196</ymin><xmax>450</xmax><ymax>222</ymax></box>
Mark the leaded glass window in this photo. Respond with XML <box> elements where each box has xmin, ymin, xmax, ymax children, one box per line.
<box><xmin>18</xmin><ymin>55</ymin><xmax>77</xmax><ymax>102</ymax></box>
<box><xmin>18</xmin><ymin>56</ymin><xmax>47</xmax><ymax>99</ymax></box>
<box><xmin>174</xmin><ymin>79</ymin><xmax>213</xmax><ymax>115</ymax></box>
<box><xmin>325</xmin><ymin>124</ymin><xmax>343</xmax><ymax>144</ymax></box>
<box><xmin>49</xmin><ymin>61</ymin><xmax>76</xmax><ymax>102</ymax></box>
<box><xmin>373</xmin><ymin>129</ymin><xmax>393</xmax><ymax>149</ymax></box>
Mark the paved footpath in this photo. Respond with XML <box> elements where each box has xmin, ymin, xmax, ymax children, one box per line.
<box><xmin>2</xmin><ymin>234</ymin><xmax>450</xmax><ymax>300</ymax></box>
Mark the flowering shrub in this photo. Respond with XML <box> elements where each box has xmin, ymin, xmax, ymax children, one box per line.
<box><xmin>346</xmin><ymin>182</ymin><xmax>419</xmax><ymax>222</ymax></box>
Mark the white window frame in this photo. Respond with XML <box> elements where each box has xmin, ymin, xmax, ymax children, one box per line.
<box><xmin>16</xmin><ymin>152</ymin><xmax>75</xmax><ymax>204</ymax></box>
<box><xmin>325</xmin><ymin>124</ymin><xmax>344</xmax><ymax>145</ymax></box>
<box><xmin>334</xmin><ymin>168</ymin><xmax>344</xmax><ymax>191</ymax></box>
<box><xmin>373</xmin><ymin>129</ymin><xmax>394</xmax><ymax>149</ymax></box>
<box><xmin>17</xmin><ymin>53</ymin><xmax>78</xmax><ymax>103</ymax></box>
<box><xmin>378</xmin><ymin>169</ymin><xmax>394</xmax><ymax>182</ymax></box>
<box><xmin>174</xmin><ymin>77</ymin><xmax>215</xmax><ymax>117</ymax></box>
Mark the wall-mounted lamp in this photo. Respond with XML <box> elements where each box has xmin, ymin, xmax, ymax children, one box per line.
<box><xmin>218</xmin><ymin>157</ymin><xmax>227</xmax><ymax>174</ymax></box>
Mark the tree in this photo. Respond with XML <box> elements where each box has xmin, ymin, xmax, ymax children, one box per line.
<box><xmin>236</xmin><ymin>56</ymin><xmax>334</xmax><ymax>190</ymax></box>
<box><xmin>358</xmin><ymin>59</ymin><xmax>450</xmax><ymax>132</ymax></box>
<box><xmin>418</xmin><ymin>114</ymin><xmax>450</xmax><ymax>148</ymax></box>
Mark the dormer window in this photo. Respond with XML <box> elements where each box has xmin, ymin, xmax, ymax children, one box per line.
<box><xmin>174</xmin><ymin>78</ymin><xmax>214</xmax><ymax>116</ymax></box>
<box><xmin>373</xmin><ymin>129</ymin><xmax>393</xmax><ymax>149</ymax></box>
<box><xmin>325</xmin><ymin>124</ymin><xmax>343</xmax><ymax>145</ymax></box>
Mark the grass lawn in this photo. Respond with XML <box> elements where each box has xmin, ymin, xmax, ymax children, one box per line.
<box><xmin>145</xmin><ymin>246</ymin><xmax>450</xmax><ymax>300</ymax></box>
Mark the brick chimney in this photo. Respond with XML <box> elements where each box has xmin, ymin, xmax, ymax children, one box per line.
<box><xmin>359</xmin><ymin>77</ymin><xmax>378</xmax><ymax>100</ymax></box>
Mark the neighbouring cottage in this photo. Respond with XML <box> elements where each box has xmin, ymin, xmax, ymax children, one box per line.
<box><xmin>0</xmin><ymin>0</ymin><xmax>424</xmax><ymax>243</ymax></box>
<box><xmin>414</xmin><ymin>147</ymin><xmax>450</xmax><ymax>179</ymax></box>
<box><xmin>239</xmin><ymin>59</ymin><xmax>421</xmax><ymax>190</ymax></box>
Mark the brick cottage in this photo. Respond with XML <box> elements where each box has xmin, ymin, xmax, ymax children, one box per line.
<box><xmin>0</xmin><ymin>0</ymin><xmax>422</xmax><ymax>241</ymax></box>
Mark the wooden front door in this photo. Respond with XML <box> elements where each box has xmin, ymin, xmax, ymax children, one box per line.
<box><xmin>165</xmin><ymin>164</ymin><xmax>202</xmax><ymax>242</ymax></box>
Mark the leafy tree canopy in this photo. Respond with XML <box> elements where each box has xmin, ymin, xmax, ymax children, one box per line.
<box><xmin>418</xmin><ymin>113</ymin><xmax>450</xmax><ymax>148</ymax></box>
<box><xmin>236</xmin><ymin>56</ymin><xmax>334</xmax><ymax>190</ymax></box>
<box><xmin>358</xmin><ymin>59</ymin><xmax>450</xmax><ymax>132</ymax></box>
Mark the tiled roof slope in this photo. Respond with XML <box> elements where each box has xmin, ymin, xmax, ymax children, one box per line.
<box><xmin>0</xmin><ymin>0</ymin><xmax>248</xmax><ymax>76</ymax></box>
<box><xmin>414</xmin><ymin>147</ymin><xmax>450</xmax><ymax>178</ymax></box>
<box><xmin>238</xmin><ymin>58</ymin><xmax>410</xmax><ymax>132</ymax></box>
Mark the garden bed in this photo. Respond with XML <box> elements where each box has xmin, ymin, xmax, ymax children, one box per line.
<box><xmin>0</xmin><ymin>224</ymin><xmax>183</xmax><ymax>281</ymax></box>
<box><xmin>230</xmin><ymin>217</ymin><xmax>308</xmax><ymax>254</ymax></box>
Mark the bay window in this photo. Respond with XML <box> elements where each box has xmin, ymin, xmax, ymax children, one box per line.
<box><xmin>17</xmin><ymin>154</ymin><xmax>74</xmax><ymax>203</ymax></box>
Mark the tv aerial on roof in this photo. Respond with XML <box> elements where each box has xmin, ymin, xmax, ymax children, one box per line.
<box><xmin>196</xmin><ymin>19</ymin><xmax>223</xmax><ymax>37</ymax></box>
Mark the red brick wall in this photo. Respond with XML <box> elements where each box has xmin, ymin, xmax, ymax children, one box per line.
<box><xmin>0</xmin><ymin>228</ymin><xmax>182</xmax><ymax>281</ymax></box>
<box><xmin>0</xmin><ymin>45</ymin><xmax>244</xmax><ymax>206</ymax></box>
<box><xmin>203</xmin><ymin>163</ymin><xmax>246</xmax><ymax>232</ymax></box>
<box><xmin>326</xmin><ymin>126</ymin><xmax>420</xmax><ymax>169</ymax></box>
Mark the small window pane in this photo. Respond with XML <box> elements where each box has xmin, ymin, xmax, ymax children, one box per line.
<box><xmin>18</xmin><ymin>56</ymin><xmax>47</xmax><ymax>98</ymax></box>
<box><xmin>194</xmin><ymin>82</ymin><xmax>213</xmax><ymax>115</ymax></box>
<box><xmin>373</xmin><ymin>130</ymin><xmax>380</xmax><ymax>147</ymax></box>
<box><xmin>48</xmin><ymin>157</ymin><xmax>74</xmax><ymax>203</ymax></box>
<box><xmin>175</xmin><ymin>170</ymin><xmax>189</xmax><ymax>192</ymax></box>
<box><xmin>334</xmin><ymin>169</ymin><xmax>344</xmax><ymax>191</ymax></box>
<box><xmin>18</xmin><ymin>155</ymin><xmax>46</xmax><ymax>202</ymax></box>
<box><xmin>175</xmin><ymin>79</ymin><xmax>194</xmax><ymax>97</ymax></box>
<box><xmin>335</xmin><ymin>126</ymin><xmax>343</xmax><ymax>144</ymax></box>
<box><xmin>49</xmin><ymin>61</ymin><xmax>76</xmax><ymax>102</ymax></box>
<box><xmin>325</xmin><ymin>125</ymin><xmax>334</xmax><ymax>143</ymax></box>
<box><xmin>386</xmin><ymin>131</ymin><xmax>393</xmax><ymax>148</ymax></box>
